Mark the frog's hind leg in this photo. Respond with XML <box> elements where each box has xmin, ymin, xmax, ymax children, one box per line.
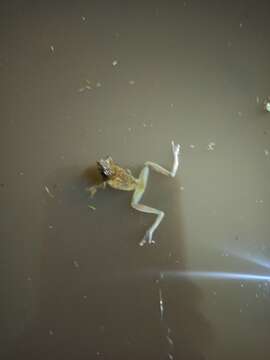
<box><xmin>145</xmin><ymin>141</ymin><xmax>181</xmax><ymax>178</ymax></box>
<box><xmin>131</xmin><ymin>166</ymin><xmax>165</xmax><ymax>246</ymax></box>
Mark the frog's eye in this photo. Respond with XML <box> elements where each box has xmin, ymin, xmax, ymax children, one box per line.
<box><xmin>106</xmin><ymin>156</ymin><xmax>113</xmax><ymax>162</ymax></box>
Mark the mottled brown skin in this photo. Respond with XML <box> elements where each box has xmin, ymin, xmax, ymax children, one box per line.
<box><xmin>106</xmin><ymin>162</ymin><xmax>138</xmax><ymax>191</ymax></box>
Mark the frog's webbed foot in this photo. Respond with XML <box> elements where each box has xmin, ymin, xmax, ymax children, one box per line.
<box><xmin>86</xmin><ymin>182</ymin><xmax>106</xmax><ymax>198</ymax></box>
<box><xmin>139</xmin><ymin>230</ymin><xmax>155</xmax><ymax>246</ymax></box>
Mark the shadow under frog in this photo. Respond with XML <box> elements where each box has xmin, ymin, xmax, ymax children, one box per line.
<box><xmin>10</xmin><ymin>158</ymin><xmax>212</xmax><ymax>360</ymax></box>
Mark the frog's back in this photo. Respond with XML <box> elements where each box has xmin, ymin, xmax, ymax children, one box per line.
<box><xmin>107</xmin><ymin>165</ymin><xmax>137</xmax><ymax>191</ymax></box>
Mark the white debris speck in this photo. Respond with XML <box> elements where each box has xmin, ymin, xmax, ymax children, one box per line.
<box><xmin>189</xmin><ymin>144</ymin><xmax>195</xmax><ymax>149</ymax></box>
<box><xmin>50</xmin><ymin>45</ymin><xmax>54</xmax><ymax>53</ymax></box>
<box><xmin>170</xmin><ymin>103</ymin><xmax>174</xmax><ymax>108</ymax></box>
<box><xmin>112</xmin><ymin>60</ymin><xmax>118</xmax><ymax>66</ymax></box>
<box><xmin>265</xmin><ymin>101</ymin><xmax>270</xmax><ymax>112</ymax></box>
<box><xmin>239</xmin><ymin>22</ymin><xmax>243</xmax><ymax>28</ymax></box>
<box><xmin>78</xmin><ymin>87</ymin><xmax>85</xmax><ymax>92</ymax></box>
<box><xmin>255</xmin><ymin>293</ymin><xmax>259</xmax><ymax>298</ymax></box>
<box><xmin>239</xmin><ymin>308</ymin><xmax>243</xmax><ymax>313</ymax></box>
<box><xmin>73</xmin><ymin>260</ymin><xmax>79</xmax><ymax>268</ymax></box>
<box><xmin>44</xmin><ymin>185</ymin><xmax>55</xmax><ymax>198</ymax></box>
<box><xmin>256</xmin><ymin>96</ymin><xmax>260</xmax><ymax>104</ymax></box>
<box><xmin>158</xmin><ymin>288</ymin><xmax>164</xmax><ymax>320</ymax></box>
<box><xmin>238</xmin><ymin>111</ymin><xmax>242</xmax><ymax>117</ymax></box>
<box><xmin>160</xmin><ymin>272</ymin><xmax>164</xmax><ymax>280</ymax></box>
<box><xmin>49</xmin><ymin>330</ymin><xmax>54</xmax><ymax>336</ymax></box>
<box><xmin>128</xmin><ymin>127</ymin><xmax>132</xmax><ymax>132</ymax></box>
<box><xmin>27</xmin><ymin>276</ymin><xmax>32</xmax><ymax>281</ymax></box>
<box><xmin>85</xmin><ymin>85</ymin><xmax>92</xmax><ymax>90</ymax></box>
<box><xmin>18</xmin><ymin>171</ymin><xmax>24</xmax><ymax>176</ymax></box>
<box><xmin>128</xmin><ymin>80</ymin><xmax>135</xmax><ymax>85</ymax></box>
<box><xmin>207</xmin><ymin>142</ymin><xmax>216</xmax><ymax>151</ymax></box>
<box><xmin>264</xmin><ymin>149</ymin><xmax>269</xmax><ymax>156</ymax></box>
<box><xmin>240</xmin><ymin>283</ymin><xmax>244</xmax><ymax>288</ymax></box>
<box><xmin>255</xmin><ymin>199</ymin><xmax>264</xmax><ymax>204</ymax></box>
<box><xmin>83</xmin><ymin>295</ymin><xmax>87</xmax><ymax>299</ymax></box>
<box><xmin>142</xmin><ymin>123</ymin><xmax>147</xmax><ymax>127</ymax></box>
<box><xmin>81</xmin><ymin>16</ymin><xmax>86</xmax><ymax>21</ymax></box>
<box><xmin>48</xmin><ymin>224</ymin><xmax>53</xmax><ymax>229</ymax></box>
<box><xmin>96</xmin><ymin>351</ymin><xmax>101</xmax><ymax>356</ymax></box>
<box><xmin>180</xmin><ymin>186</ymin><xmax>184</xmax><ymax>191</ymax></box>
<box><xmin>96</xmin><ymin>82</ymin><xmax>102</xmax><ymax>87</ymax></box>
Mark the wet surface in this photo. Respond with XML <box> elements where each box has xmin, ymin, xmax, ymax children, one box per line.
<box><xmin>1</xmin><ymin>1</ymin><xmax>270</xmax><ymax>359</ymax></box>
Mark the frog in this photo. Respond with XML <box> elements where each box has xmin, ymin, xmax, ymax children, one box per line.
<box><xmin>86</xmin><ymin>141</ymin><xmax>181</xmax><ymax>246</ymax></box>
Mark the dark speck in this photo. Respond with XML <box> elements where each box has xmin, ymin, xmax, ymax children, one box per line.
<box><xmin>0</xmin><ymin>183</ymin><xmax>4</xmax><ymax>188</ymax></box>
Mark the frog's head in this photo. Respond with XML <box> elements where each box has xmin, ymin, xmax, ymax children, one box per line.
<box><xmin>97</xmin><ymin>156</ymin><xmax>114</xmax><ymax>179</ymax></box>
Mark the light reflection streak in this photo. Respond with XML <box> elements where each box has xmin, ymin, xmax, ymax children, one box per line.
<box><xmin>163</xmin><ymin>271</ymin><xmax>270</xmax><ymax>282</ymax></box>
<box><xmin>226</xmin><ymin>249</ymin><xmax>270</xmax><ymax>270</ymax></box>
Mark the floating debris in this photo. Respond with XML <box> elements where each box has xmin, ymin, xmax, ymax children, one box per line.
<box><xmin>18</xmin><ymin>171</ymin><xmax>24</xmax><ymax>176</ymax></box>
<box><xmin>48</xmin><ymin>224</ymin><xmax>53</xmax><ymax>229</ymax></box>
<box><xmin>265</xmin><ymin>100</ymin><xmax>270</xmax><ymax>112</ymax></box>
<box><xmin>96</xmin><ymin>82</ymin><xmax>102</xmax><ymax>87</ymax></box>
<box><xmin>44</xmin><ymin>185</ymin><xmax>55</xmax><ymax>198</ymax></box>
<box><xmin>73</xmin><ymin>260</ymin><xmax>79</xmax><ymax>268</ymax></box>
<box><xmin>256</xmin><ymin>96</ymin><xmax>260</xmax><ymax>104</ymax></box>
<box><xmin>255</xmin><ymin>199</ymin><xmax>264</xmax><ymax>204</ymax></box>
<box><xmin>264</xmin><ymin>149</ymin><xmax>269</xmax><ymax>156</ymax></box>
<box><xmin>189</xmin><ymin>144</ymin><xmax>195</xmax><ymax>149</ymax></box>
<box><xmin>112</xmin><ymin>59</ymin><xmax>118</xmax><ymax>66</ymax></box>
<box><xmin>49</xmin><ymin>330</ymin><xmax>54</xmax><ymax>336</ymax></box>
<box><xmin>239</xmin><ymin>22</ymin><xmax>243</xmax><ymax>28</ymax></box>
<box><xmin>180</xmin><ymin>186</ymin><xmax>184</xmax><ymax>191</ymax></box>
<box><xmin>0</xmin><ymin>183</ymin><xmax>5</xmax><ymax>187</ymax></box>
<box><xmin>88</xmin><ymin>205</ymin><xmax>96</xmax><ymax>211</ymax></box>
<box><xmin>85</xmin><ymin>85</ymin><xmax>92</xmax><ymax>90</ymax></box>
<box><xmin>207</xmin><ymin>142</ymin><xmax>216</xmax><ymax>151</ymax></box>
<box><xmin>81</xmin><ymin>16</ymin><xmax>86</xmax><ymax>21</ymax></box>
<box><xmin>158</xmin><ymin>288</ymin><xmax>164</xmax><ymax>321</ymax></box>
<box><xmin>78</xmin><ymin>87</ymin><xmax>85</xmax><ymax>92</ymax></box>
<box><xmin>50</xmin><ymin>45</ymin><xmax>54</xmax><ymax>53</ymax></box>
<box><xmin>128</xmin><ymin>80</ymin><xmax>135</xmax><ymax>85</ymax></box>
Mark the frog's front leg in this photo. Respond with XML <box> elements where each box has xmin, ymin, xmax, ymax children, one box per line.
<box><xmin>145</xmin><ymin>141</ymin><xmax>181</xmax><ymax>177</ymax></box>
<box><xmin>131</xmin><ymin>166</ymin><xmax>165</xmax><ymax>246</ymax></box>
<box><xmin>86</xmin><ymin>182</ymin><xmax>106</xmax><ymax>198</ymax></box>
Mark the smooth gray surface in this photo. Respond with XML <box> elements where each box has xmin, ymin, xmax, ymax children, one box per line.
<box><xmin>1</xmin><ymin>1</ymin><xmax>270</xmax><ymax>359</ymax></box>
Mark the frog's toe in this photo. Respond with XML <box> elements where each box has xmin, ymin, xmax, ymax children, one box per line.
<box><xmin>171</xmin><ymin>141</ymin><xmax>180</xmax><ymax>154</ymax></box>
<box><xmin>139</xmin><ymin>238</ymin><xmax>147</xmax><ymax>246</ymax></box>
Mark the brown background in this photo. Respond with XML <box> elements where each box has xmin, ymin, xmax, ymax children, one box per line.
<box><xmin>1</xmin><ymin>1</ymin><xmax>270</xmax><ymax>359</ymax></box>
